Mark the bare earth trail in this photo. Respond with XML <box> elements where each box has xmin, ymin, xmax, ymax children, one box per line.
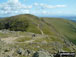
<box><xmin>1</xmin><ymin>36</ymin><xmax>25</xmax><ymax>44</ymax></box>
<box><xmin>1</xmin><ymin>34</ymin><xmax>48</xmax><ymax>44</ymax></box>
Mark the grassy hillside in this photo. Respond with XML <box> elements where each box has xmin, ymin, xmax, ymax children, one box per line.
<box><xmin>0</xmin><ymin>14</ymin><xmax>76</xmax><ymax>44</ymax></box>
<box><xmin>41</xmin><ymin>18</ymin><xmax>76</xmax><ymax>44</ymax></box>
<box><xmin>0</xmin><ymin>14</ymin><xmax>76</xmax><ymax>57</ymax></box>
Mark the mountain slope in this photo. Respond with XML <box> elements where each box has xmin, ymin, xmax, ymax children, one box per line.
<box><xmin>0</xmin><ymin>14</ymin><xmax>76</xmax><ymax>57</ymax></box>
<box><xmin>0</xmin><ymin>14</ymin><xmax>76</xmax><ymax>44</ymax></box>
<box><xmin>41</xmin><ymin>18</ymin><xmax>76</xmax><ymax>44</ymax></box>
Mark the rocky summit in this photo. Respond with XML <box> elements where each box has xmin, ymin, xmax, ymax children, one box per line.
<box><xmin>0</xmin><ymin>14</ymin><xmax>76</xmax><ymax>57</ymax></box>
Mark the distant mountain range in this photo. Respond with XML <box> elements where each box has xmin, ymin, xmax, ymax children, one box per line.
<box><xmin>0</xmin><ymin>15</ymin><xmax>76</xmax><ymax>22</ymax></box>
<box><xmin>60</xmin><ymin>16</ymin><xmax>76</xmax><ymax>22</ymax></box>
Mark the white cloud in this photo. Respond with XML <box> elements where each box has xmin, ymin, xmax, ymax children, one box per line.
<box><xmin>56</xmin><ymin>5</ymin><xmax>67</xmax><ymax>8</ymax></box>
<box><xmin>34</xmin><ymin>3</ymin><xmax>67</xmax><ymax>9</ymax></box>
<box><xmin>0</xmin><ymin>0</ymin><xmax>67</xmax><ymax>17</ymax></box>
<box><xmin>0</xmin><ymin>0</ymin><xmax>32</xmax><ymax>16</ymax></box>
<box><xmin>8</xmin><ymin>0</ymin><xmax>19</xmax><ymax>3</ymax></box>
<box><xmin>22</xmin><ymin>10</ymin><xmax>30</xmax><ymax>14</ymax></box>
<box><xmin>42</xmin><ymin>4</ymin><xmax>67</xmax><ymax>9</ymax></box>
<box><xmin>34</xmin><ymin>2</ymin><xmax>39</xmax><ymax>6</ymax></box>
<box><xmin>42</xmin><ymin>11</ymin><xmax>48</xmax><ymax>14</ymax></box>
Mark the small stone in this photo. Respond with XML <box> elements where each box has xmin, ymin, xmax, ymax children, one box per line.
<box><xmin>17</xmin><ymin>48</ymin><xmax>24</xmax><ymax>55</ymax></box>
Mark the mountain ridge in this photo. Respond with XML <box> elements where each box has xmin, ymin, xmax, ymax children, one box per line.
<box><xmin>0</xmin><ymin>14</ymin><xmax>76</xmax><ymax>44</ymax></box>
<box><xmin>0</xmin><ymin>14</ymin><xmax>76</xmax><ymax>57</ymax></box>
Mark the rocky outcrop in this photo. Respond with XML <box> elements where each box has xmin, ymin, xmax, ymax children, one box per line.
<box><xmin>32</xmin><ymin>51</ymin><xmax>53</xmax><ymax>57</ymax></box>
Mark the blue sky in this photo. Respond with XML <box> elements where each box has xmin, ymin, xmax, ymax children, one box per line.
<box><xmin>0</xmin><ymin>0</ymin><xmax>76</xmax><ymax>17</ymax></box>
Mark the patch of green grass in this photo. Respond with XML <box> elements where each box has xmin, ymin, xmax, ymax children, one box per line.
<box><xmin>16</xmin><ymin>37</ymin><xmax>32</xmax><ymax>42</ymax></box>
<box><xmin>42</xmin><ymin>18</ymin><xmax>76</xmax><ymax>44</ymax></box>
<box><xmin>0</xmin><ymin>33</ymin><xmax>9</xmax><ymax>38</ymax></box>
<box><xmin>63</xmin><ymin>47</ymin><xmax>71</xmax><ymax>52</ymax></box>
<box><xmin>27</xmin><ymin>24</ymin><xmax>41</xmax><ymax>34</ymax></box>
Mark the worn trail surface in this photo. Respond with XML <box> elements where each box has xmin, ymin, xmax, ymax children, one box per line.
<box><xmin>1</xmin><ymin>34</ymin><xmax>48</xmax><ymax>44</ymax></box>
<box><xmin>1</xmin><ymin>36</ymin><xmax>24</xmax><ymax>44</ymax></box>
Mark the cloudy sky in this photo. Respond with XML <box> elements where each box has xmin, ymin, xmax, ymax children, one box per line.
<box><xmin>0</xmin><ymin>0</ymin><xmax>76</xmax><ymax>17</ymax></box>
